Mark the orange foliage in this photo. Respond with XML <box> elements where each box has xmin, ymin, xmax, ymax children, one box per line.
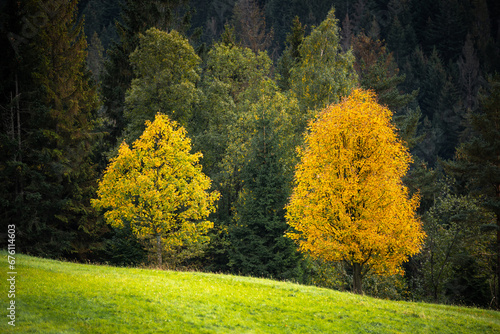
<box><xmin>286</xmin><ymin>89</ymin><xmax>425</xmax><ymax>278</ymax></box>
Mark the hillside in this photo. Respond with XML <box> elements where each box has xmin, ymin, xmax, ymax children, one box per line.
<box><xmin>1</xmin><ymin>252</ymin><xmax>499</xmax><ymax>333</ymax></box>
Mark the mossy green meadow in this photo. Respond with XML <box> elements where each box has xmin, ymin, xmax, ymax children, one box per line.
<box><xmin>1</xmin><ymin>251</ymin><xmax>499</xmax><ymax>333</ymax></box>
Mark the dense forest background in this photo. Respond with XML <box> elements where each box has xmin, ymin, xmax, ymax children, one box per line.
<box><xmin>1</xmin><ymin>0</ymin><xmax>499</xmax><ymax>308</ymax></box>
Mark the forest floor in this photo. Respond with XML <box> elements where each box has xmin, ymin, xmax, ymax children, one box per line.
<box><xmin>1</xmin><ymin>251</ymin><xmax>499</xmax><ymax>333</ymax></box>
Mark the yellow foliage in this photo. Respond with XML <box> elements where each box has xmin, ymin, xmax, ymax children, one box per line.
<box><xmin>285</xmin><ymin>89</ymin><xmax>425</xmax><ymax>276</ymax></box>
<box><xmin>92</xmin><ymin>114</ymin><xmax>219</xmax><ymax>263</ymax></box>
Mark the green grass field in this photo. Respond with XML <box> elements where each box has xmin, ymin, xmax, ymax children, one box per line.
<box><xmin>1</xmin><ymin>252</ymin><xmax>499</xmax><ymax>333</ymax></box>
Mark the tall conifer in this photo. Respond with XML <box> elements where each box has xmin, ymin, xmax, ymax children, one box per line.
<box><xmin>229</xmin><ymin>95</ymin><xmax>302</xmax><ymax>280</ymax></box>
<box><xmin>1</xmin><ymin>0</ymin><xmax>100</xmax><ymax>258</ymax></box>
<box><xmin>444</xmin><ymin>77</ymin><xmax>500</xmax><ymax>307</ymax></box>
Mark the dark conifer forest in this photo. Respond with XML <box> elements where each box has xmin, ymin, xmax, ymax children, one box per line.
<box><xmin>1</xmin><ymin>0</ymin><xmax>499</xmax><ymax>308</ymax></box>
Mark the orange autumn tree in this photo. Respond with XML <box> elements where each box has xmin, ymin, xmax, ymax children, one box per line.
<box><xmin>92</xmin><ymin>114</ymin><xmax>219</xmax><ymax>266</ymax></box>
<box><xmin>285</xmin><ymin>89</ymin><xmax>425</xmax><ymax>294</ymax></box>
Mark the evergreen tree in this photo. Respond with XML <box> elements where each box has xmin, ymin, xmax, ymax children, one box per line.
<box><xmin>340</xmin><ymin>13</ymin><xmax>353</xmax><ymax>52</ymax></box>
<box><xmin>420</xmin><ymin>48</ymin><xmax>447</xmax><ymax>121</ymax></box>
<box><xmin>433</xmin><ymin>79</ymin><xmax>464</xmax><ymax>160</ymax></box>
<box><xmin>408</xmin><ymin>48</ymin><xmax>456</xmax><ymax>164</ymax></box>
<box><xmin>87</xmin><ymin>32</ymin><xmax>104</xmax><ymax>82</ymax></box>
<box><xmin>79</xmin><ymin>0</ymin><xmax>121</xmax><ymax>50</ymax></box>
<box><xmin>192</xmin><ymin>39</ymin><xmax>275</xmax><ymax>271</ymax></box>
<box><xmin>386</xmin><ymin>14</ymin><xmax>417</xmax><ymax>65</ymax></box>
<box><xmin>401</xmin><ymin>46</ymin><xmax>426</xmax><ymax>105</ymax></box>
<box><xmin>350</xmin><ymin>0</ymin><xmax>372</xmax><ymax>36</ymax></box>
<box><xmin>351</xmin><ymin>33</ymin><xmax>417</xmax><ymax>111</ymax></box>
<box><xmin>229</xmin><ymin>112</ymin><xmax>302</xmax><ymax>280</ymax></box>
<box><xmin>418</xmin><ymin>189</ymin><xmax>493</xmax><ymax>306</ymax></box>
<box><xmin>423</xmin><ymin>0</ymin><xmax>469</xmax><ymax>62</ymax></box>
<box><xmin>276</xmin><ymin>16</ymin><xmax>305</xmax><ymax>91</ymax></box>
<box><xmin>264</xmin><ymin>0</ymin><xmax>295</xmax><ymax>52</ymax></box>
<box><xmin>457</xmin><ymin>33</ymin><xmax>482</xmax><ymax>112</ymax></box>
<box><xmin>0</xmin><ymin>0</ymin><xmax>100</xmax><ymax>258</ymax></box>
<box><xmin>443</xmin><ymin>76</ymin><xmax>500</xmax><ymax>307</ymax></box>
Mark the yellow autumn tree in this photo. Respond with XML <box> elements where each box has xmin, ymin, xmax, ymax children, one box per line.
<box><xmin>285</xmin><ymin>89</ymin><xmax>425</xmax><ymax>294</ymax></box>
<box><xmin>92</xmin><ymin>114</ymin><xmax>219</xmax><ymax>266</ymax></box>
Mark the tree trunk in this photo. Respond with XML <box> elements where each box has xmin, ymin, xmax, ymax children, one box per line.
<box><xmin>156</xmin><ymin>234</ymin><xmax>162</xmax><ymax>266</ymax></box>
<box><xmin>353</xmin><ymin>263</ymin><xmax>363</xmax><ymax>294</ymax></box>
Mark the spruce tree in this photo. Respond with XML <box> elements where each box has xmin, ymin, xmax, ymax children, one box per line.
<box><xmin>0</xmin><ymin>0</ymin><xmax>100</xmax><ymax>258</ymax></box>
<box><xmin>276</xmin><ymin>16</ymin><xmax>305</xmax><ymax>91</ymax></box>
<box><xmin>444</xmin><ymin>77</ymin><xmax>500</xmax><ymax>307</ymax></box>
<box><xmin>351</xmin><ymin>33</ymin><xmax>417</xmax><ymax>112</ymax></box>
<box><xmin>423</xmin><ymin>0</ymin><xmax>469</xmax><ymax>62</ymax></box>
<box><xmin>229</xmin><ymin>101</ymin><xmax>302</xmax><ymax>280</ymax></box>
<box><xmin>192</xmin><ymin>40</ymin><xmax>277</xmax><ymax>272</ymax></box>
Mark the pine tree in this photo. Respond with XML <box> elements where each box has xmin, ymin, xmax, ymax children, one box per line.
<box><xmin>341</xmin><ymin>13</ymin><xmax>353</xmax><ymax>51</ymax></box>
<box><xmin>192</xmin><ymin>39</ymin><xmax>276</xmax><ymax>271</ymax></box>
<box><xmin>423</xmin><ymin>0</ymin><xmax>469</xmax><ymax>62</ymax></box>
<box><xmin>87</xmin><ymin>32</ymin><xmax>104</xmax><ymax>81</ymax></box>
<box><xmin>457</xmin><ymin>33</ymin><xmax>481</xmax><ymax>112</ymax></box>
<box><xmin>420</xmin><ymin>48</ymin><xmax>447</xmax><ymax>121</ymax></box>
<box><xmin>276</xmin><ymin>16</ymin><xmax>305</xmax><ymax>91</ymax></box>
<box><xmin>230</xmin><ymin>114</ymin><xmax>302</xmax><ymax>280</ymax></box>
<box><xmin>386</xmin><ymin>14</ymin><xmax>417</xmax><ymax>65</ymax></box>
<box><xmin>351</xmin><ymin>33</ymin><xmax>417</xmax><ymax>112</ymax></box>
<box><xmin>0</xmin><ymin>0</ymin><xmax>100</xmax><ymax>258</ymax></box>
<box><xmin>33</xmin><ymin>0</ymin><xmax>97</xmax><ymax>160</ymax></box>
<box><xmin>433</xmin><ymin>79</ymin><xmax>464</xmax><ymax>160</ymax></box>
<box><xmin>443</xmin><ymin>76</ymin><xmax>500</xmax><ymax>307</ymax></box>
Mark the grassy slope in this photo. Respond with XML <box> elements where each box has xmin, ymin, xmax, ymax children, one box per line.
<box><xmin>1</xmin><ymin>252</ymin><xmax>499</xmax><ymax>333</ymax></box>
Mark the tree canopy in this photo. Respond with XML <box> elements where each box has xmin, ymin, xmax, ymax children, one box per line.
<box><xmin>289</xmin><ymin>8</ymin><xmax>357</xmax><ymax>113</ymax></box>
<box><xmin>123</xmin><ymin>27</ymin><xmax>201</xmax><ymax>144</ymax></box>
<box><xmin>92</xmin><ymin>114</ymin><xmax>219</xmax><ymax>265</ymax></box>
<box><xmin>286</xmin><ymin>89</ymin><xmax>426</xmax><ymax>293</ymax></box>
